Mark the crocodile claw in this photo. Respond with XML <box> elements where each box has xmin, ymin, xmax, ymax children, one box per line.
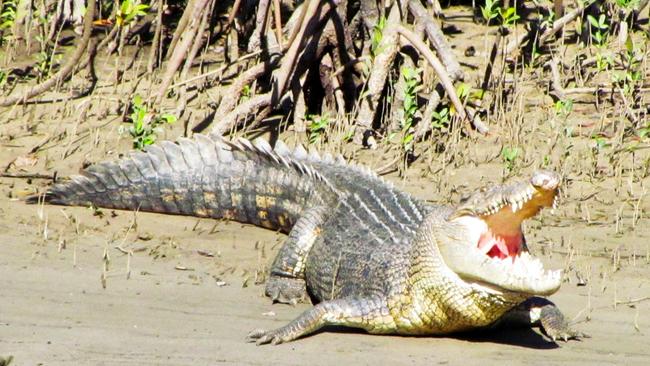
<box><xmin>539</xmin><ymin>305</ymin><xmax>589</xmax><ymax>342</ymax></box>
<box><xmin>545</xmin><ymin>325</ymin><xmax>589</xmax><ymax>342</ymax></box>
<box><xmin>246</xmin><ymin>328</ymin><xmax>292</xmax><ymax>345</ymax></box>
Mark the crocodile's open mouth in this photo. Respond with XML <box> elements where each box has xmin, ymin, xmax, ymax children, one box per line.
<box><xmin>476</xmin><ymin>179</ymin><xmax>558</xmax><ymax>260</ymax></box>
<box><xmin>441</xmin><ymin>171</ymin><xmax>563</xmax><ymax>295</ymax></box>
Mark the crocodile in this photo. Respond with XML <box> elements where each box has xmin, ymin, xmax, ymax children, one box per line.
<box><xmin>27</xmin><ymin>134</ymin><xmax>584</xmax><ymax>345</ymax></box>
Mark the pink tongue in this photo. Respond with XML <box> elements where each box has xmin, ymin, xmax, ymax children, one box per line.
<box><xmin>478</xmin><ymin>232</ymin><xmax>523</xmax><ymax>259</ymax></box>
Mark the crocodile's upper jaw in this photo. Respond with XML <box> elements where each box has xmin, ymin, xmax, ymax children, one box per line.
<box><xmin>438</xmin><ymin>170</ymin><xmax>563</xmax><ymax>296</ymax></box>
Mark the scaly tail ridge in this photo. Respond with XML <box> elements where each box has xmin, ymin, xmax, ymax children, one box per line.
<box><xmin>26</xmin><ymin>135</ymin><xmax>336</xmax><ymax>232</ymax></box>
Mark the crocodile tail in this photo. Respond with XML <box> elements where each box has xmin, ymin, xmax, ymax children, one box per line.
<box><xmin>26</xmin><ymin>135</ymin><xmax>328</xmax><ymax>232</ymax></box>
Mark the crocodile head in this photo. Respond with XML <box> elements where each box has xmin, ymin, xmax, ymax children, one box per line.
<box><xmin>437</xmin><ymin>170</ymin><xmax>562</xmax><ymax>296</ymax></box>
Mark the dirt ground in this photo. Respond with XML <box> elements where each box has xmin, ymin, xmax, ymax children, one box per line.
<box><xmin>2</xmin><ymin>6</ymin><xmax>650</xmax><ymax>366</ymax></box>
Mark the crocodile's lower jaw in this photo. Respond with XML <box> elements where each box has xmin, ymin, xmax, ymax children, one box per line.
<box><xmin>441</xmin><ymin>215</ymin><xmax>562</xmax><ymax>296</ymax></box>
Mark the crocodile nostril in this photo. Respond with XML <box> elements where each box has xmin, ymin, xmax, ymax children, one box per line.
<box><xmin>531</xmin><ymin>170</ymin><xmax>560</xmax><ymax>190</ymax></box>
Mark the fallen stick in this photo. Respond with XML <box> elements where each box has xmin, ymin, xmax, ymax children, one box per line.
<box><xmin>0</xmin><ymin>172</ymin><xmax>57</xmax><ymax>180</ymax></box>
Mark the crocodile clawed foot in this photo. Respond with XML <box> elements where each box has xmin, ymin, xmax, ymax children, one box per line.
<box><xmin>539</xmin><ymin>305</ymin><xmax>589</xmax><ymax>343</ymax></box>
<box><xmin>246</xmin><ymin>328</ymin><xmax>292</xmax><ymax>345</ymax></box>
<box><xmin>545</xmin><ymin>326</ymin><xmax>589</xmax><ymax>342</ymax></box>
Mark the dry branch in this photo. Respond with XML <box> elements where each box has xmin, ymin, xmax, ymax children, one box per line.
<box><xmin>321</xmin><ymin>53</ymin><xmax>346</xmax><ymax>117</ymax></box>
<box><xmin>292</xmin><ymin>75</ymin><xmax>308</xmax><ymax>132</ymax></box>
<box><xmin>353</xmin><ymin>5</ymin><xmax>400</xmax><ymax>144</ymax></box>
<box><xmin>407</xmin><ymin>0</ymin><xmax>464</xmax><ymax>81</ymax></box>
<box><xmin>504</xmin><ymin>0</ymin><xmax>597</xmax><ymax>55</ymax></box>
<box><xmin>224</xmin><ymin>0</ymin><xmax>243</xmax><ymax>33</ymax></box>
<box><xmin>247</xmin><ymin>0</ymin><xmax>272</xmax><ymax>52</ymax></box>
<box><xmin>272</xmin><ymin>0</ymin><xmax>284</xmax><ymax>48</ymax></box>
<box><xmin>417</xmin><ymin>84</ymin><xmax>444</xmax><ymax>139</ymax></box>
<box><xmin>147</xmin><ymin>1</ymin><xmax>165</xmax><ymax>73</ymax></box>
<box><xmin>396</xmin><ymin>25</ymin><xmax>488</xmax><ymax>135</ymax></box>
<box><xmin>155</xmin><ymin>0</ymin><xmax>211</xmax><ymax>105</ymax></box>
<box><xmin>177</xmin><ymin>0</ymin><xmax>215</xmax><ymax>118</ymax></box>
<box><xmin>271</xmin><ymin>0</ymin><xmax>324</xmax><ymax>103</ymax></box>
<box><xmin>210</xmin><ymin>93</ymin><xmax>273</xmax><ymax>136</ymax></box>
<box><xmin>167</xmin><ymin>0</ymin><xmax>194</xmax><ymax>57</ymax></box>
<box><xmin>0</xmin><ymin>0</ymin><xmax>96</xmax><ymax>107</ymax></box>
<box><xmin>214</xmin><ymin>56</ymin><xmax>280</xmax><ymax>120</ymax></box>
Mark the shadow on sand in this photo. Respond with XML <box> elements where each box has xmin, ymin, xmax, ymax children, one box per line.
<box><xmin>308</xmin><ymin>326</ymin><xmax>559</xmax><ymax>349</ymax></box>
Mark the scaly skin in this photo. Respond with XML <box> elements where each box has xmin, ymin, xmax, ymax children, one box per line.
<box><xmin>27</xmin><ymin>135</ymin><xmax>585</xmax><ymax>345</ymax></box>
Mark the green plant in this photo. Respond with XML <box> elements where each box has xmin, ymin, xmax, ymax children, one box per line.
<box><xmin>587</xmin><ymin>14</ymin><xmax>609</xmax><ymax>47</ymax></box>
<box><xmin>499</xmin><ymin>7</ymin><xmax>520</xmax><ymax>27</ymax></box>
<box><xmin>540</xmin><ymin>10</ymin><xmax>555</xmax><ymax>29</ymax></box>
<box><xmin>370</xmin><ymin>16</ymin><xmax>386</xmax><ymax>59</ymax></box>
<box><xmin>431</xmin><ymin>107</ymin><xmax>450</xmax><ymax>130</ymax></box>
<box><xmin>34</xmin><ymin>44</ymin><xmax>60</xmax><ymax>81</ymax></box>
<box><xmin>638</xmin><ymin>121</ymin><xmax>650</xmax><ymax>139</ymax></box>
<box><xmin>481</xmin><ymin>0</ymin><xmax>500</xmax><ymax>25</ymax></box>
<box><xmin>528</xmin><ymin>9</ymin><xmax>554</xmax><ymax>65</ymax></box>
<box><xmin>501</xmin><ymin>146</ymin><xmax>519</xmax><ymax>172</ymax></box>
<box><xmin>399</xmin><ymin>66</ymin><xmax>421</xmax><ymax>151</ymax></box>
<box><xmin>457</xmin><ymin>82</ymin><xmax>471</xmax><ymax>100</ymax></box>
<box><xmin>240</xmin><ymin>85</ymin><xmax>252</xmax><ymax>102</ymax></box>
<box><xmin>125</xmin><ymin>95</ymin><xmax>177</xmax><ymax>150</ymax></box>
<box><xmin>612</xmin><ymin>35</ymin><xmax>642</xmax><ymax>96</ymax></box>
<box><xmin>307</xmin><ymin>114</ymin><xmax>331</xmax><ymax>145</ymax></box>
<box><xmin>0</xmin><ymin>69</ymin><xmax>7</xmax><ymax>88</ymax></box>
<box><xmin>595</xmin><ymin>52</ymin><xmax>613</xmax><ymax>72</ymax></box>
<box><xmin>554</xmin><ymin>99</ymin><xmax>573</xmax><ymax>119</ymax></box>
<box><xmin>592</xmin><ymin>136</ymin><xmax>611</xmax><ymax>150</ymax></box>
<box><xmin>614</xmin><ymin>0</ymin><xmax>639</xmax><ymax>9</ymax></box>
<box><xmin>116</xmin><ymin>0</ymin><xmax>149</xmax><ymax>27</ymax></box>
<box><xmin>0</xmin><ymin>0</ymin><xmax>16</xmax><ymax>46</ymax></box>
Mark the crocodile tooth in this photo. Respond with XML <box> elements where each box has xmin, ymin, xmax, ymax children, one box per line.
<box><xmin>532</xmin><ymin>258</ymin><xmax>543</xmax><ymax>274</ymax></box>
<box><xmin>511</xmin><ymin>199</ymin><xmax>521</xmax><ymax>212</ymax></box>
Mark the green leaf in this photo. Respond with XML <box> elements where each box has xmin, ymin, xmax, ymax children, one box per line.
<box><xmin>625</xmin><ymin>34</ymin><xmax>634</xmax><ymax>54</ymax></box>
<box><xmin>456</xmin><ymin>83</ymin><xmax>471</xmax><ymax>99</ymax></box>
<box><xmin>598</xmin><ymin>14</ymin><xmax>608</xmax><ymax>29</ymax></box>
<box><xmin>160</xmin><ymin>114</ymin><xmax>177</xmax><ymax>124</ymax></box>
<box><xmin>587</xmin><ymin>15</ymin><xmax>599</xmax><ymax>28</ymax></box>
<box><xmin>132</xmin><ymin>94</ymin><xmax>143</xmax><ymax>106</ymax></box>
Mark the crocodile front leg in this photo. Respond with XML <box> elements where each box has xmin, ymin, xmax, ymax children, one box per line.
<box><xmin>265</xmin><ymin>205</ymin><xmax>329</xmax><ymax>304</ymax></box>
<box><xmin>496</xmin><ymin>297</ymin><xmax>588</xmax><ymax>342</ymax></box>
<box><xmin>247</xmin><ymin>296</ymin><xmax>395</xmax><ymax>345</ymax></box>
